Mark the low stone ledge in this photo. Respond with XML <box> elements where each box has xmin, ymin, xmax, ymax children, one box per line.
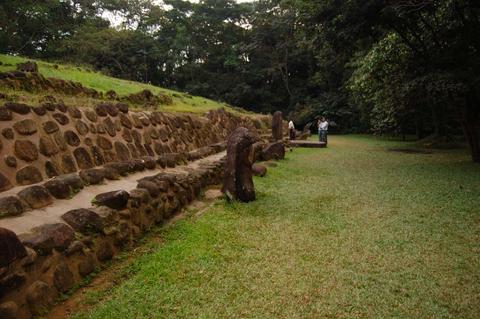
<box><xmin>20</xmin><ymin>223</ymin><xmax>75</xmax><ymax>256</ymax></box>
<box><xmin>93</xmin><ymin>190</ymin><xmax>130</xmax><ymax>210</ymax></box>
<box><xmin>43</xmin><ymin>179</ymin><xmax>71</xmax><ymax>199</ymax></box>
<box><xmin>0</xmin><ymin>228</ymin><xmax>27</xmax><ymax>267</ymax></box>
<box><xmin>103</xmin><ymin>162</ymin><xmax>131</xmax><ymax>176</ymax></box>
<box><xmin>55</xmin><ymin>173</ymin><xmax>84</xmax><ymax>191</ymax></box>
<box><xmin>79</xmin><ymin>168</ymin><xmax>105</xmax><ymax>185</ymax></box>
<box><xmin>61</xmin><ymin>209</ymin><xmax>103</xmax><ymax>234</ymax></box>
<box><xmin>0</xmin><ymin>196</ymin><xmax>25</xmax><ymax>218</ymax></box>
<box><xmin>0</xmin><ymin>152</ymin><xmax>227</xmax><ymax>319</ymax></box>
<box><xmin>17</xmin><ymin>186</ymin><xmax>53</xmax><ymax>209</ymax></box>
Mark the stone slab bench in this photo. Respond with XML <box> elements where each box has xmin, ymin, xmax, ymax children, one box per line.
<box><xmin>289</xmin><ymin>140</ymin><xmax>327</xmax><ymax>148</ymax></box>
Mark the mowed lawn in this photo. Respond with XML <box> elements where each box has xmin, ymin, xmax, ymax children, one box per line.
<box><xmin>73</xmin><ymin>135</ymin><xmax>480</xmax><ymax>319</ymax></box>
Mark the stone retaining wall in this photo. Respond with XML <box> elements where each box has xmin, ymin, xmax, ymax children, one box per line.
<box><xmin>0</xmin><ymin>100</ymin><xmax>269</xmax><ymax>218</ymax></box>
<box><xmin>0</xmin><ymin>98</ymin><xmax>273</xmax><ymax>318</ymax></box>
<box><xmin>0</xmin><ymin>155</ymin><xmax>226</xmax><ymax>319</ymax></box>
<box><xmin>0</xmin><ymin>71</ymin><xmax>102</xmax><ymax>98</ymax></box>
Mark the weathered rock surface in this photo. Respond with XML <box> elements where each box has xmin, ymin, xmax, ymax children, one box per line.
<box><xmin>33</xmin><ymin>105</ymin><xmax>47</xmax><ymax>116</ymax></box>
<box><xmin>94</xmin><ymin>190</ymin><xmax>130</xmax><ymax>210</ymax></box>
<box><xmin>14</xmin><ymin>140</ymin><xmax>39</xmax><ymax>162</ymax></box>
<box><xmin>67</xmin><ymin>106</ymin><xmax>82</xmax><ymax>119</ymax></box>
<box><xmin>222</xmin><ymin>127</ymin><xmax>256</xmax><ymax>202</ymax></box>
<box><xmin>61</xmin><ymin>154</ymin><xmax>77</xmax><ymax>173</ymax></box>
<box><xmin>78</xmin><ymin>254</ymin><xmax>95</xmax><ymax>276</ymax></box>
<box><xmin>84</xmin><ymin>109</ymin><xmax>98</xmax><ymax>122</ymax></box>
<box><xmin>16</xmin><ymin>166</ymin><xmax>43</xmax><ymax>185</ymax></box>
<box><xmin>45</xmin><ymin>161</ymin><xmax>60</xmax><ymax>178</ymax></box>
<box><xmin>0</xmin><ymin>173</ymin><xmax>13</xmax><ymax>192</ymax></box>
<box><xmin>104</xmin><ymin>162</ymin><xmax>130</xmax><ymax>176</ymax></box>
<box><xmin>56</xmin><ymin>173</ymin><xmax>84</xmax><ymax>191</ymax></box>
<box><xmin>17</xmin><ymin>186</ymin><xmax>53</xmax><ymax>209</ymax></box>
<box><xmin>13</xmin><ymin>119</ymin><xmax>37</xmax><ymax>135</ymax></box>
<box><xmin>0</xmin><ymin>107</ymin><xmax>12</xmax><ymax>121</ymax></box>
<box><xmin>1</xmin><ymin>128</ymin><xmax>14</xmax><ymax>139</ymax></box>
<box><xmin>53</xmin><ymin>262</ymin><xmax>74</xmax><ymax>293</ymax></box>
<box><xmin>53</xmin><ymin>131</ymin><xmax>68</xmax><ymax>151</ymax></box>
<box><xmin>73</xmin><ymin>147</ymin><xmax>93</xmax><ymax>169</ymax></box>
<box><xmin>64</xmin><ymin>130</ymin><xmax>80</xmax><ymax>146</ymax></box>
<box><xmin>114</xmin><ymin>141</ymin><xmax>131</xmax><ymax>161</ymax></box>
<box><xmin>4</xmin><ymin>155</ymin><xmax>16</xmax><ymax>168</ymax></box>
<box><xmin>21</xmin><ymin>223</ymin><xmax>75</xmax><ymax>255</ymax></box>
<box><xmin>261</xmin><ymin>141</ymin><xmax>285</xmax><ymax>161</ymax></box>
<box><xmin>75</xmin><ymin>120</ymin><xmax>89</xmax><ymax>135</ymax></box>
<box><xmin>0</xmin><ymin>301</ymin><xmax>18</xmax><ymax>319</ymax></box>
<box><xmin>5</xmin><ymin>102</ymin><xmax>31</xmax><ymax>115</ymax></box>
<box><xmin>0</xmin><ymin>272</ymin><xmax>26</xmax><ymax>298</ymax></box>
<box><xmin>39</xmin><ymin>136</ymin><xmax>59</xmax><ymax>156</ymax></box>
<box><xmin>252</xmin><ymin>164</ymin><xmax>267</xmax><ymax>177</ymax></box>
<box><xmin>95</xmin><ymin>104</ymin><xmax>108</xmax><ymax>117</ymax></box>
<box><xmin>96</xmin><ymin>241</ymin><xmax>114</xmax><ymax>261</ymax></box>
<box><xmin>0</xmin><ymin>196</ymin><xmax>24</xmax><ymax>218</ymax></box>
<box><xmin>102</xmin><ymin>166</ymin><xmax>120</xmax><ymax>180</ymax></box>
<box><xmin>16</xmin><ymin>61</ymin><xmax>38</xmax><ymax>73</ymax></box>
<box><xmin>91</xmin><ymin>145</ymin><xmax>105</xmax><ymax>166</ymax></box>
<box><xmin>44</xmin><ymin>179</ymin><xmax>71</xmax><ymax>199</ymax></box>
<box><xmin>26</xmin><ymin>281</ymin><xmax>53</xmax><ymax>316</ymax></box>
<box><xmin>0</xmin><ymin>227</ymin><xmax>27</xmax><ymax>267</ymax></box>
<box><xmin>62</xmin><ymin>209</ymin><xmax>103</xmax><ymax>234</ymax></box>
<box><xmin>52</xmin><ymin>113</ymin><xmax>69</xmax><ymax>125</ymax></box>
<box><xmin>79</xmin><ymin>168</ymin><xmax>105</xmax><ymax>185</ymax></box>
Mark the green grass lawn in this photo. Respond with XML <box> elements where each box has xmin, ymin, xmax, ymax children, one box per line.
<box><xmin>72</xmin><ymin>135</ymin><xmax>480</xmax><ymax>319</ymax></box>
<box><xmin>0</xmin><ymin>54</ymin><xmax>235</xmax><ymax>114</ymax></box>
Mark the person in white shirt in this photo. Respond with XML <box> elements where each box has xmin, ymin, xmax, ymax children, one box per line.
<box><xmin>288</xmin><ymin>120</ymin><xmax>296</xmax><ymax>140</ymax></box>
<box><xmin>318</xmin><ymin>117</ymin><xmax>329</xmax><ymax>145</ymax></box>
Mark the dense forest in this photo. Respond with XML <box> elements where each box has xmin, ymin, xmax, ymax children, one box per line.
<box><xmin>0</xmin><ymin>0</ymin><xmax>479</xmax><ymax>162</ymax></box>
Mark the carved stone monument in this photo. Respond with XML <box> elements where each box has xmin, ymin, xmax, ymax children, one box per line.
<box><xmin>222</xmin><ymin>127</ymin><xmax>256</xmax><ymax>202</ymax></box>
<box><xmin>272</xmin><ymin>111</ymin><xmax>283</xmax><ymax>141</ymax></box>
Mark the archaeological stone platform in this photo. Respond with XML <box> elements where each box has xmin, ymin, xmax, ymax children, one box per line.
<box><xmin>0</xmin><ymin>100</ymin><xmax>274</xmax><ymax>319</ymax></box>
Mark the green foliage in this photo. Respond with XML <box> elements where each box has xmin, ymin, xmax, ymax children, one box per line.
<box><xmin>348</xmin><ymin>33</ymin><xmax>413</xmax><ymax>134</ymax></box>
<box><xmin>1</xmin><ymin>0</ymin><xmax>479</xmax><ymax>160</ymax></box>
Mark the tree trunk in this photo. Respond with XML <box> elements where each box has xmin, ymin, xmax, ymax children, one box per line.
<box><xmin>431</xmin><ymin>103</ymin><xmax>448</xmax><ymax>138</ymax></box>
<box><xmin>414</xmin><ymin>107</ymin><xmax>425</xmax><ymax>140</ymax></box>
<box><xmin>458</xmin><ymin>97</ymin><xmax>480</xmax><ymax>163</ymax></box>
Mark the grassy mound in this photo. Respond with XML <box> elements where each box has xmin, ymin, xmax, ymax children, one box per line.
<box><xmin>0</xmin><ymin>54</ymin><xmax>237</xmax><ymax>114</ymax></box>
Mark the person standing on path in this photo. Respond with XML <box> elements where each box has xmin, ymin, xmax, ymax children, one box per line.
<box><xmin>288</xmin><ymin>120</ymin><xmax>296</xmax><ymax>140</ymax></box>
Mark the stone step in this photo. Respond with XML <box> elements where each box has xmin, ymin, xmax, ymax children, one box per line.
<box><xmin>0</xmin><ymin>151</ymin><xmax>226</xmax><ymax>319</ymax></box>
<box><xmin>0</xmin><ymin>151</ymin><xmax>225</xmax><ymax>236</ymax></box>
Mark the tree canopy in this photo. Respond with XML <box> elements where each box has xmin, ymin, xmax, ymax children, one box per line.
<box><xmin>1</xmin><ymin>0</ymin><xmax>479</xmax><ymax>161</ymax></box>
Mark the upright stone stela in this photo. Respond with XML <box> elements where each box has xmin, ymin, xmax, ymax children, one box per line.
<box><xmin>222</xmin><ymin>127</ymin><xmax>256</xmax><ymax>202</ymax></box>
<box><xmin>272</xmin><ymin>111</ymin><xmax>283</xmax><ymax>141</ymax></box>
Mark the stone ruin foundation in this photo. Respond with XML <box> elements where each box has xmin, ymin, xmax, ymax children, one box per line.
<box><xmin>0</xmin><ymin>99</ymin><xmax>283</xmax><ymax>319</ymax></box>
